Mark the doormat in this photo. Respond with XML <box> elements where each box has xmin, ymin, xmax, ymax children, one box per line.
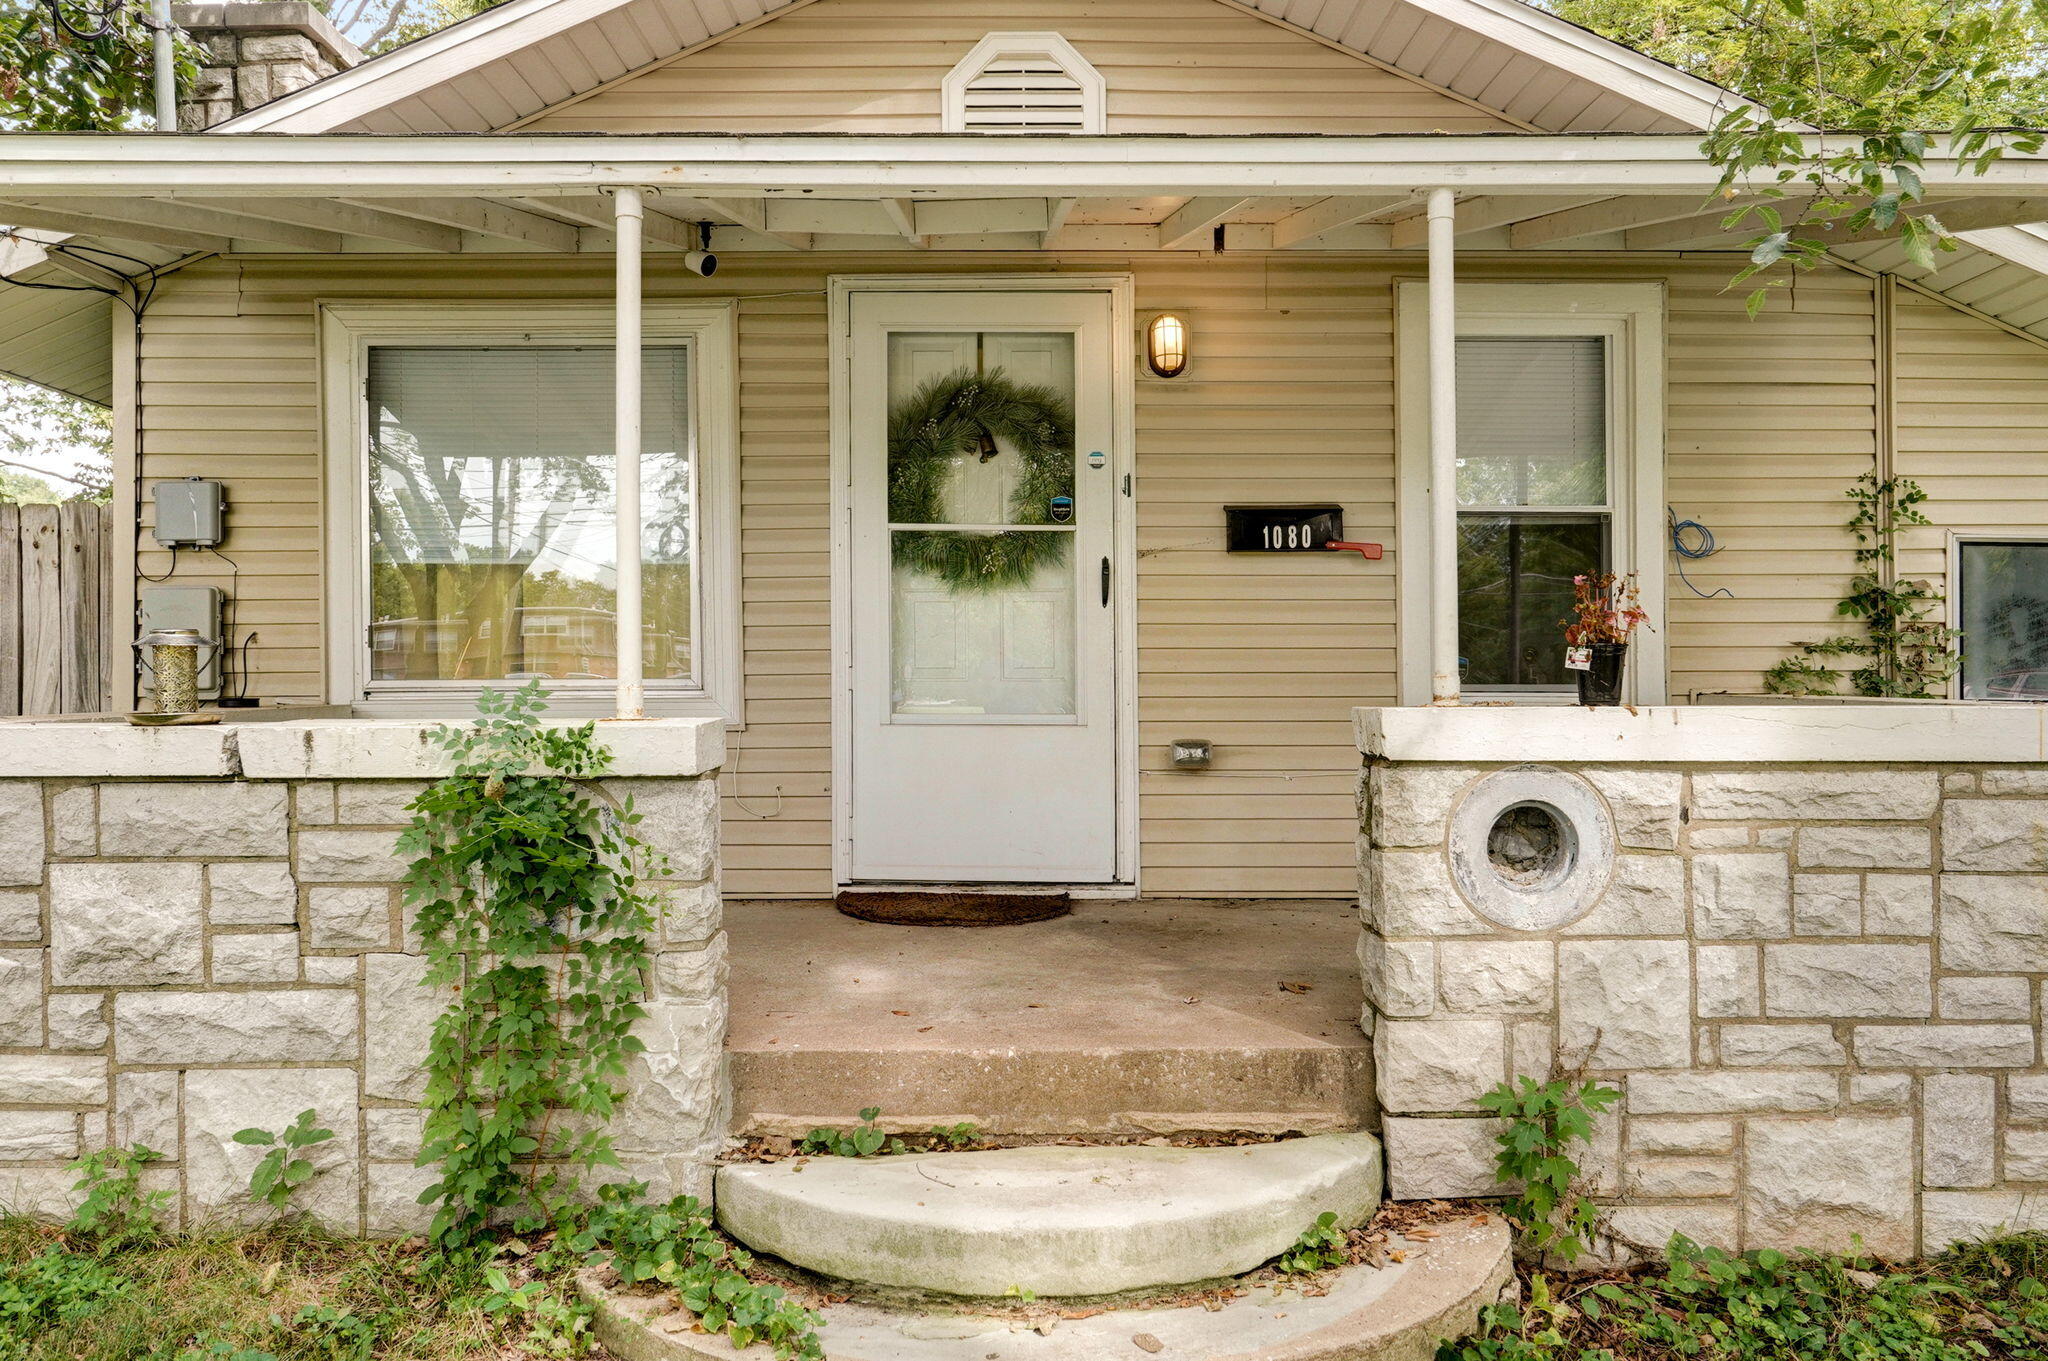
<box><xmin>834</xmin><ymin>891</ymin><xmax>1072</xmax><ymax>927</ymax></box>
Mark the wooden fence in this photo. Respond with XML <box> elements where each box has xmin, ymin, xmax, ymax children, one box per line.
<box><xmin>0</xmin><ymin>501</ymin><xmax>110</xmax><ymax>717</ymax></box>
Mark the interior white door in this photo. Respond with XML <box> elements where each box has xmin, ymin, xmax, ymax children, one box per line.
<box><xmin>847</xmin><ymin>290</ymin><xmax>1119</xmax><ymax>882</ymax></box>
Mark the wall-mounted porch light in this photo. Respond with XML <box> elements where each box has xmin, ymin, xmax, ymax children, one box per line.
<box><xmin>1145</xmin><ymin>312</ymin><xmax>1189</xmax><ymax>378</ymax></box>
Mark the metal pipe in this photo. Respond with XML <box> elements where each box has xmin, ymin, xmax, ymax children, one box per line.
<box><xmin>613</xmin><ymin>185</ymin><xmax>645</xmax><ymax>720</ymax></box>
<box><xmin>1426</xmin><ymin>186</ymin><xmax>1460</xmax><ymax>705</ymax></box>
<box><xmin>151</xmin><ymin>0</ymin><xmax>176</xmax><ymax>131</ymax></box>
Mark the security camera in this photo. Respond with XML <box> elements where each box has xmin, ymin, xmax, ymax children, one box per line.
<box><xmin>681</xmin><ymin>250</ymin><xmax>718</xmax><ymax>277</ymax></box>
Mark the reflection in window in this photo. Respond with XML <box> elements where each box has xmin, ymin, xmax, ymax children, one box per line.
<box><xmin>1454</xmin><ymin>337</ymin><xmax>1611</xmax><ymax>690</ymax></box>
<box><xmin>367</xmin><ymin>346</ymin><xmax>693</xmax><ymax>686</ymax></box>
<box><xmin>1959</xmin><ymin>541</ymin><xmax>2048</xmax><ymax>700</ymax></box>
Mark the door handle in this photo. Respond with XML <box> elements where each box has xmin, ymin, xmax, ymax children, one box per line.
<box><xmin>1101</xmin><ymin>556</ymin><xmax>1111</xmax><ymax>607</ymax></box>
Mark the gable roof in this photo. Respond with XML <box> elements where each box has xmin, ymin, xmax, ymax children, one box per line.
<box><xmin>218</xmin><ymin>0</ymin><xmax>1738</xmax><ymax>135</ymax></box>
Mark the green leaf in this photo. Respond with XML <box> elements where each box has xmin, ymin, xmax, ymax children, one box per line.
<box><xmin>232</xmin><ymin>1129</ymin><xmax>276</xmax><ymax>1146</ymax></box>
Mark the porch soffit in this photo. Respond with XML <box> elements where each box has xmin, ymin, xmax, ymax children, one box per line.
<box><xmin>212</xmin><ymin>0</ymin><xmax>1732</xmax><ymax>137</ymax></box>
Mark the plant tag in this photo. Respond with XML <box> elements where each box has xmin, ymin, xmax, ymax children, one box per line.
<box><xmin>1565</xmin><ymin>645</ymin><xmax>1592</xmax><ymax>672</ymax></box>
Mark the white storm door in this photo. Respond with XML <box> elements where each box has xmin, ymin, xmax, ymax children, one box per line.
<box><xmin>847</xmin><ymin>290</ymin><xmax>1118</xmax><ymax>882</ymax></box>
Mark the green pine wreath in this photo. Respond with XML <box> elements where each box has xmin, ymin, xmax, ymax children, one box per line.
<box><xmin>888</xmin><ymin>367</ymin><xmax>1076</xmax><ymax>592</ymax></box>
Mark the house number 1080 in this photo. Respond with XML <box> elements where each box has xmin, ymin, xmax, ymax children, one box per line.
<box><xmin>1261</xmin><ymin>523</ymin><xmax>1316</xmax><ymax>549</ymax></box>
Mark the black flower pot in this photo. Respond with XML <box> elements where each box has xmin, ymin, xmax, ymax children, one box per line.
<box><xmin>1577</xmin><ymin>642</ymin><xmax>1628</xmax><ymax>706</ymax></box>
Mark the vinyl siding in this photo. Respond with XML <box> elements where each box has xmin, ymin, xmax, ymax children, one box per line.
<box><xmin>514</xmin><ymin>0</ymin><xmax>1521</xmax><ymax>134</ymax></box>
<box><xmin>130</xmin><ymin>253</ymin><xmax>2048</xmax><ymax>897</ymax></box>
<box><xmin>1894</xmin><ymin>291</ymin><xmax>2048</xmax><ymax>622</ymax></box>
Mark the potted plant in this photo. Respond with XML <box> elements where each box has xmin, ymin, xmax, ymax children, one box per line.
<box><xmin>1563</xmin><ymin>571</ymin><xmax>1648</xmax><ymax>706</ymax></box>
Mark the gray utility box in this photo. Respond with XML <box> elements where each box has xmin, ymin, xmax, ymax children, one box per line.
<box><xmin>138</xmin><ymin>584</ymin><xmax>223</xmax><ymax>699</ymax></box>
<box><xmin>153</xmin><ymin>477</ymin><xmax>225</xmax><ymax>548</ymax></box>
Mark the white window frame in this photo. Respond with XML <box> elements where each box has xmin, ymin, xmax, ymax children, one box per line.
<box><xmin>1947</xmin><ymin>530</ymin><xmax>2048</xmax><ymax>701</ymax></box>
<box><xmin>318</xmin><ymin>299</ymin><xmax>741</xmax><ymax>723</ymax></box>
<box><xmin>1395</xmin><ymin>281</ymin><xmax>1667</xmax><ymax>706</ymax></box>
<box><xmin>941</xmin><ymin>32</ymin><xmax>1106</xmax><ymax>135</ymax></box>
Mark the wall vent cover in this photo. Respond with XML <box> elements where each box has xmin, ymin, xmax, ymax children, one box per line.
<box><xmin>943</xmin><ymin>33</ymin><xmax>1105</xmax><ymax>134</ymax></box>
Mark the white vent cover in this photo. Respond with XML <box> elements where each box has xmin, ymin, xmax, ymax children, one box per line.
<box><xmin>943</xmin><ymin>33</ymin><xmax>1105</xmax><ymax>134</ymax></box>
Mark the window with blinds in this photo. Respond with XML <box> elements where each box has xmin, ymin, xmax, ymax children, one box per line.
<box><xmin>364</xmin><ymin>345</ymin><xmax>696</xmax><ymax>688</ymax></box>
<box><xmin>1453</xmin><ymin>336</ymin><xmax>1612</xmax><ymax>691</ymax></box>
<box><xmin>942</xmin><ymin>34</ymin><xmax>1105</xmax><ymax>134</ymax></box>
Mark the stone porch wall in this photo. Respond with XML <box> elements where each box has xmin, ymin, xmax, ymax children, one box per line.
<box><xmin>0</xmin><ymin>717</ymin><xmax>725</xmax><ymax>1236</ymax></box>
<box><xmin>1357</xmin><ymin>704</ymin><xmax>2048</xmax><ymax>1261</ymax></box>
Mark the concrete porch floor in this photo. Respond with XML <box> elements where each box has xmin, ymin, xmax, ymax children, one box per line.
<box><xmin>724</xmin><ymin>899</ymin><xmax>1373</xmax><ymax>1137</ymax></box>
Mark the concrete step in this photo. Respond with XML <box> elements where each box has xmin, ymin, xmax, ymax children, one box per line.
<box><xmin>726</xmin><ymin>900</ymin><xmax>1374</xmax><ymax>1138</ymax></box>
<box><xmin>714</xmin><ymin>1133</ymin><xmax>1385</xmax><ymax>1299</ymax></box>
<box><xmin>585</xmin><ymin>1213</ymin><xmax>1512</xmax><ymax>1361</ymax></box>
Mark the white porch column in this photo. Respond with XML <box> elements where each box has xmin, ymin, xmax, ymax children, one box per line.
<box><xmin>613</xmin><ymin>186</ymin><xmax>646</xmax><ymax>719</ymax></box>
<box><xmin>1425</xmin><ymin>187</ymin><xmax>1460</xmax><ymax>705</ymax></box>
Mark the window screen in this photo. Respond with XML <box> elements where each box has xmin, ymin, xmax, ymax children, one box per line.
<box><xmin>366</xmin><ymin>346</ymin><xmax>694</xmax><ymax>686</ymax></box>
<box><xmin>1959</xmin><ymin>540</ymin><xmax>2048</xmax><ymax>700</ymax></box>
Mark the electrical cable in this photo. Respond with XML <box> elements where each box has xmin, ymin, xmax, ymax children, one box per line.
<box><xmin>204</xmin><ymin>544</ymin><xmax>243</xmax><ymax>701</ymax></box>
<box><xmin>1669</xmin><ymin>508</ymin><xmax>1734</xmax><ymax>599</ymax></box>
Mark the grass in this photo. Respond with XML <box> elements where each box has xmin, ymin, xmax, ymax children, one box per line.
<box><xmin>1442</xmin><ymin>1230</ymin><xmax>2048</xmax><ymax>1360</ymax></box>
<box><xmin>0</xmin><ymin>1214</ymin><xmax>592</xmax><ymax>1361</ymax></box>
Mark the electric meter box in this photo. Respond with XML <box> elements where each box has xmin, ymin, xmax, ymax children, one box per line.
<box><xmin>138</xmin><ymin>584</ymin><xmax>223</xmax><ymax>698</ymax></box>
<box><xmin>153</xmin><ymin>478</ymin><xmax>225</xmax><ymax>548</ymax></box>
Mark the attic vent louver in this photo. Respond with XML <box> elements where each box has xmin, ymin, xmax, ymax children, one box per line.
<box><xmin>943</xmin><ymin>33</ymin><xmax>1105</xmax><ymax>134</ymax></box>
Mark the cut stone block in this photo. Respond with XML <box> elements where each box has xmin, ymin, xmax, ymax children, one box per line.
<box><xmin>1940</xmin><ymin>876</ymin><xmax>2048</xmax><ymax>972</ymax></box>
<box><xmin>1382</xmin><ymin>1117</ymin><xmax>1508</xmax><ymax>1200</ymax></box>
<box><xmin>1762</xmin><ymin>944</ymin><xmax>1931</xmax><ymax>1019</ymax></box>
<box><xmin>207</xmin><ymin>862</ymin><xmax>298</xmax><ymax>926</ymax></box>
<box><xmin>1436</xmin><ymin>940</ymin><xmax>1552</xmax><ymax>1014</ymax></box>
<box><xmin>184</xmin><ymin>1068</ymin><xmax>359</xmax><ymax>1231</ymax></box>
<box><xmin>210</xmin><ymin>932</ymin><xmax>300</xmax><ymax>985</ymax></box>
<box><xmin>1863</xmin><ymin>876</ymin><xmax>1934</xmax><ymax>936</ymax></box>
<box><xmin>296</xmin><ymin>829</ymin><xmax>410</xmax><ymax>883</ymax></box>
<box><xmin>1692</xmin><ymin>770</ymin><xmax>1939</xmax><ymax>822</ymax></box>
<box><xmin>1923</xmin><ymin>1073</ymin><xmax>1995</xmax><ymax>1189</ymax></box>
<box><xmin>0</xmin><ymin>783</ymin><xmax>45</xmax><ymax>886</ymax></box>
<box><xmin>1374</xmin><ymin>1017</ymin><xmax>1502</xmax><ymax>1113</ymax></box>
<box><xmin>716</xmin><ymin>1134</ymin><xmax>1384</xmax><ymax>1298</ymax></box>
<box><xmin>0</xmin><ymin>1111</ymin><xmax>78</xmax><ymax>1161</ymax></box>
<box><xmin>1924</xmin><ymin>1190</ymin><xmax>2048</xmax><ymax>1252</ymax></box>
<box><xmin>99</xmin><ymin>782</ymin><xmax>286</xmax><ymax>858</ymax></box>
<box><xmin>1745</xmin><ymin>1116</ymin><xmax>1914</xmax><ymax>1258</ymax></box>
<box><xmin>1937</xmin><ymin>975</ymin><xmax>2031</xmax><ymax>1021</ymax></box>
<box><xmin>0</xmin><ymin>1055</ymin><xmax>106</xmax><ymax>1105</ymax></box>
<box><xmin>1719</xmin><ymin>1024</ymin><xmax>1845</xmax><ymax>1067</ymax></box>
<box><xmin>1790</xmin><ymin>873</ymin><xmax>1862</xmax><ymax>936</ymax></box>
<box><xmin>1358</xmin><ymin>932</ymin><xmax>1434</xmax><ymax>1018</ymax></box>
<box><xmin>1559</xmin><ymin>939</ymin><xmax>1689</xmax><ymax>1069</ymax></box>
<box><xmin>116</xmin><ymin>989</ymin><xmax>358</xmax><ymax>1064</ymax></box>
<box><xmin>0</xmin><ymin>949</ymin><xmax>42</xmax><ymax>1047</ymax></box>
<box><xmin>1852</xmin><ymin>1024</ymin><xmax>2034</xmax><ymax>1068</ymax></box>
<box><xmin>1627</xmin><ymin>1071</ymin><xmax>1837</xmax><ymax>1115</ymax></box>
<box><xmin>1691</xmin><ymin>854</ymin><xmax>1791</xmax><ymax>939</ymax></box>
<box><xmin>1943</xmin><ymin>800</ymin><xmax>2048</xmax><ymax>872</ymax></box>
<box><xmin>50</xmin><ymin>863</ymin><xmax>204</xmax><ymax>986</ymax></box>
<box><xmin>1696</xmin><ymin>945</ymin><xmax>1760</xmax><ymax>1019</ymax></box>
<box><xmin>307</xmin><ymin>886</ymin><xmax>393</xmax><ymax>950</ymax></box>
<box><xmin>1563</xmin><ymin>854</ymin><xmax>1685</xmax><ymax>936</ymax></box>
<box><xmin>1798</xmin><ymin>826</ymin><xmax>1931</xmax><ymax>870</ymax></box>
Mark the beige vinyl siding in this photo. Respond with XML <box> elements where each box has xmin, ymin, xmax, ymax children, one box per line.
<box><xmin>134</xmin><ymin>252</ymin><xmax>2019</xmax><ymax>897</ymax></box>
<box><xmin>1894</xmin><ymin>292</ymin><xmax>2048</xmax><ymax>621</ymax></box>
<box><xmin>516</xmin><ymin>0</ymin><xmax>1521</xmax><ymax>134</ymax></box>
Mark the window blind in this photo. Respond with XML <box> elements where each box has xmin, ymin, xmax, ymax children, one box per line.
<box><xmin>1455</xmin><ymin>336</ymin><xmax>1607</xmax><ymax>508</ymax></box>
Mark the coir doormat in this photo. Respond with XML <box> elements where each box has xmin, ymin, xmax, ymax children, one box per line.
<box><xmin>834</xmin><ymin>890</ymin><xmax>1073</xmax><ymax>927</ymax></box>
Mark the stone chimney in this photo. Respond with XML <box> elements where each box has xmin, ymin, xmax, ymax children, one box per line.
<box><xmin>172</xmin><ymin>2</ymin><xmax>363</xmax><ymax>130</ymax></box>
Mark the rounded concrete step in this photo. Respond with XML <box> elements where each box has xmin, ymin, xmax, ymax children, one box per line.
<box><xmin>713</xmin><ymin>1133</ymin><xmax>1385</xmax><ymax>1298</ymax></box>
<box><xmin>584</xmin><ymin>1214</ymin><xmax>1512</xmax><ymax>1361</ymax></box>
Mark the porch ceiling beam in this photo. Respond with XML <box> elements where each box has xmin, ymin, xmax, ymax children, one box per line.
<box><xmin>1387</xmin><ymin>194</ymin><xmax>1597</xmax><ymax>249</ymax></box>
<box><xmin>513</xmin><ymin>194</ymin><xmax>699</xmax><ymax>251</ymax></box>
<box><xmin>1158</xmin><ymin>196</ymin><xmax>1253</xmax><ymax>250</ymax></box>
<box><xmin>1808</xmin><ymin>196</ymin><xmax>2048</xmax><ymax>246</ymax></box>
<box><xmin>1271</xmin><ymin>195</ymin><xmax>1417</xmax><ymax>249</ymax></box>
<box><xmin>881</xmin><ymin>199</ymin><xmax>928</xmax><ymax>248</ymax></box>
<box><xmin>337</xmin><ymin>196</ymin><xmax>580</xmax><ymax>252</ymax></box>
<box><xmin>11</xmin><ymin>133</ymin><xmax>2047</xmax><ymax>199</ymax></box>
<box><xmin>687</xmin><ymin>197</ymin><xmax>813</xmax><ymax>251</ymax></box>
<box><xmin>3</xmin><ymin>196</ymin><xmax>336</xmax><ymax>252</ymax></box>
<box><xmin>911</xmin><ymin>198</ymin><xmax>1052</xmax><ymax>236</ymax></box>
<box><xmin>180</xmin><ymin>196</ymin><xmax>465</xmax><ymax>252</ymax></box>
<box><xmin>1041</xmin><ymin>197</ymin><xmax>1078</xmax><ymax>249</ymax></box>
<box><xmin>34</xmin><ymin>249</ymin><xmax>133</xmax><ymax>292</ymax></box>
<box><xmin>1508</xmin><ymin>194</ymin><xmax>1736</xmax><ymax>248</ymax></box>
<box><xmin>0</xmin><ymin>200</ymin><xmax>231</xmax><ymax>254</ymax></box>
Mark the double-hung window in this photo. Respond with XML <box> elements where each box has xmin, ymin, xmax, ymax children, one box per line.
<box><xmin>322</xmin><ymin>303</ymin><xmax>739</xmax><ymax>719</ymax></box>
<box><xmin>1454</xmin><ymin>336</ymin><xmax>1611</xmax><ymax>691</ymax></box>
<box><xmin>1953</xmin><ymin>536</ymin><xmax>2048</xmax><ymax>700</ymax></box>
<box><xmin>1396</xmin><ymin>282</ymin><xmax>1666</xmax><ymax>704</ymax></box>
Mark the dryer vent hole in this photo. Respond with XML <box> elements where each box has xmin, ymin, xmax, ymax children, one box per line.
<box><xmin>1487</xmin><ymin>802</ymin><xmax>1569</xmax><ymax>885</ymax></box>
